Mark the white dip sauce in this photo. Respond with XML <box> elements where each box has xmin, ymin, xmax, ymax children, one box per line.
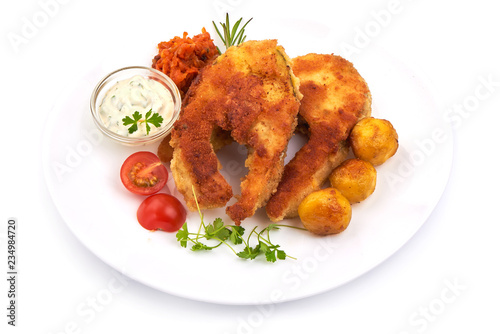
<box><xmin>99</xmin><ymin>75</ymin><xmax>174</xmax><ymax>137</ymax></box>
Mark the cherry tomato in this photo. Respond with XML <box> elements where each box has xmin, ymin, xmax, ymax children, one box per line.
<box><xmin>120</xmin><ymin>151</ymin><xmax>168</xmax><ymax>195</ymax></box>
<box><xmin>137</xmin><ymin>194</ymin><xmax>187</xmax><ymax>232</ymax></box>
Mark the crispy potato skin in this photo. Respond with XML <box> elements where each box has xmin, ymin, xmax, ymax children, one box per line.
<box><xmin>298</xmin><ymin>188</ymin><xmax>352</xmax><ymax>235</ymax></box>
<box><xmin>349</xmin><ymin>117</ymin><xmax>398</xmax><ymax>166</ymax></box>
<box><xmin>167</xmin><ymin>39</ymin><xmax>301</xmax><ymax>225</ymax></box>
<box><xmin>329</xmin><ymin>158</ymin><xmax>376</xmax><ymax>204</ymax></box>
<box><xmin>266</xmin><ymin>53</ymin><xmax>371</xmax><ymax>221</ymax></box>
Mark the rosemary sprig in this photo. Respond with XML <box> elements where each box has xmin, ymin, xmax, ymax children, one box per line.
<box><xmin>212</xmin><ymin>13</ymin><xmax>253</xmax><ymax>54</ymax></box>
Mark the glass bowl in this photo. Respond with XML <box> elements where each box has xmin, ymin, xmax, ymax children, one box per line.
<box><xmin>90</xmin><ymin>66</ymin><xmax>181</xmax><ymax>146</ymax></box>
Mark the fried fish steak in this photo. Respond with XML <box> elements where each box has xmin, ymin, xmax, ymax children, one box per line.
<box><xmin>266</xmin><ymin>53</ymin><xmax>371</xmax><ymax>222</ymax></box>
<box><xmin>168</xmin><ymin>39</ymin><xmax>301</xmax><ymax>225</ymax></box>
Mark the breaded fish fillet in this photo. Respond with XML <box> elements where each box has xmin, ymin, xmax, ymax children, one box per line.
<box><xmin>168</xmin><ymin>39</ymin><xmax>301</xmax><ymax>225</ymax></box>
<box><xmin>266</xmin><ymin>53</ymin><xmax>371</xmax><ymax>221</ymax></box>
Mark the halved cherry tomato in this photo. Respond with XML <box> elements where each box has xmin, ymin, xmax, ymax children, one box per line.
<box><xmin>137</xmin><ymin>193</ymin><xmax>186</xmax><ymax>232</ymax></box>
<box><xmin>120</xmin><ymin>151</ymin><xmax>168</xmax><ymax>195</ymax></box>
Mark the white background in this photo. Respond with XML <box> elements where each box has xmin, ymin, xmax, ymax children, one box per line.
<box><xmin>2</xmin><ymin>0</ymin><xmax>499</xmax><ymax>333</ymax></box>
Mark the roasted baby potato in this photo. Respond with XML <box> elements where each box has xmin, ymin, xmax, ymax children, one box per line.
<box><xmin>329</xmin><ymin>158</ymin><xmax>377</xmax><ymax>204</ymax></box>
<box><xmin>298</xmin><ymin>188</ymin><xmax>352</xmax><ymax>235</ymax></box>
<box><xmin>349</xmin><ymin>117</ymin><xmax>398</xmax><ymax>166</ymax></box>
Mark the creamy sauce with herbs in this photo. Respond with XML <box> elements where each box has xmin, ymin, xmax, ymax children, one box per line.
<box><xmin>99</xmin><ymin>75</ymin><xmax>174</xmax><ymax>137</ymax></box>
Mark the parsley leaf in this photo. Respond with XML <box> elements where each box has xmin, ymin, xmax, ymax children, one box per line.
<box><xmin>205</xmin><ymin>218</ymin><xmax>231</xmax><ymax>241</ymax></box>
<box><xmin>122</xmin><ymin>111</ymin><xmax>142</xmax><ymax>134</ymax></box>
<box><xmin>277</xmin><ymin>250</ymin><xmax>287</xmax><ymax>260</ymax></box>
<box><xmin>230</xmin><ymin>226</ymin><xmax>245</xmax><ymax>245</ymax></box>
<box><xmin>145</xmin><ymin>110</ymin><xmax>164</xmax><ymax>128</ymax></box>
<box><xmin>176</xmin><ymin>223</ymin><xmax>189</xmax><ymax>248</ymax></box>
<box><xmin>265</xmin><ymin>250</ymin><xmax>277</xmax><ymax>263</ymax></box>
<box><xmin>121</xmin><ymin>109</ymin><xmax>164</xmax><ymax>135</ymax></box>
<box><xmin>191</xmin><ymin>242</ymin><xmax>219</xmax><ymax>251</ymax></box>
<box><xmin>176</xmin><ymin>186</ymin><xmax>305</xmax><ymax>263</ymax></box>
<box><xmin>237</xmin><ymin>244</ymin><xmax>261</xmax><ymax>260</ymax></box>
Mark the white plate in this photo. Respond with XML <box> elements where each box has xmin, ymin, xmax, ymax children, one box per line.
<box><xmin>42</xmin><ymin>47</ymin><xmax>452</xmax><ymax>305</ymax></box>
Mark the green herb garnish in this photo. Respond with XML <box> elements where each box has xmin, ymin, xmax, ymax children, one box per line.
<box><xmin>212</xmin><ymin>13</ymin><xmax>253</xmax><ymax>54</ymax></box>
<box><xmin>122</xmin><ymin>109</ymin><xmax>164</xmax><ymax>135</ymax></box>
<box><xmin>176</xmin><ymin>186</ymin><xmax>305</xmax><ymax>263</ymax></box>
